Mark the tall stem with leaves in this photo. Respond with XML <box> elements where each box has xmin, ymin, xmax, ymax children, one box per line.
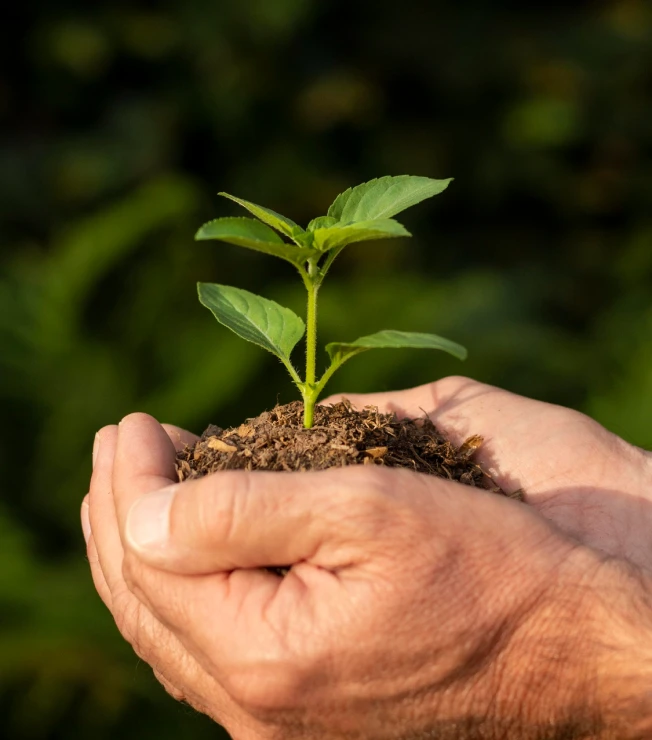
<box><xmin>195</xmin><ymin>175</ymin><xmax>468</xmax><ymax>428</ymax></box>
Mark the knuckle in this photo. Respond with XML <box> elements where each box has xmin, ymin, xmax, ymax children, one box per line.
<box><xmin>121</xmin><ymin>553</ymin><xmax>139</xmax><ymax>591</ymax></box>
<box><xmin>113</xmin><ymin>591</ymin><xmax>171</xmax><ymax>666</ymax></box>
<box><xmin>130</xmin><ymin>618</ymin><xmax>157</xmax><ymax>663</ymax></box>
<box><xmin>335</xmin><ymin>465</ymin><xmax>389</xmax><ymax>504</ymax></box>
<box><xmin>178</xmin><ymin>472</ymin><xmax>250</xmax><ymax>545</ymax></box>
<box><xmin>153</xmin><ymin>669</ymin><xmax>186</xmax><ymax>702</ymax></box>
<box><xmin>336</xmin><ymin>466</ymin><xmax>399</xmax><ymax>515</ymax></box>
<box><xmin>312</xmin><ymin>467</ymin><xmax>413</xmax><ymax>553</ymax></box>
<box><xmin>121</xmin><ymin>552</ymin><xmax>151</xmax><ymax>601</ymax></box>
<box><xmin>437</xmin><ymin>374</ymin><xmax>471</xmax><ymax>386</ymax></box>
<box><xmin>345</xmin><ymin>468</ymin><xmax>440</xmax><ymax>559</ymax></box>
<box><xmin>430</xmin><ymin>374</ymin><xmax>477</xmax><ymax>399</ymax></box>
<box><xmin>85</xmin><ymin>536</ymin><xmax>98</xmax><ymax>565</ymax></box>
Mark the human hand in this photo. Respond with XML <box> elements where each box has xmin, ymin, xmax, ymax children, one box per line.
<box><xmin>82</xmin><ymin>378</ymin><xmax>652</xmax><ymax>739</ymax></box>
<box><xmin>329</xmin><ymin>375</ymin><xmax>652</xmax><ymax>571</ymax></box>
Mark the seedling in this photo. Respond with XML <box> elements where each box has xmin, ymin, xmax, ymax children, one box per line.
<box><xmin>196</xmin><ymin>175</ymin><xmax>467</xmax><ymax>428</ymax></box>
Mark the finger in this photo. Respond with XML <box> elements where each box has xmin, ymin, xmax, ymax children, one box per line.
<box><xmin>414</xmin><ymin>377</ymin><xmax>637</xmax><ymax>489</ymax></box>
<box><xmin>112</xmin><ymin>413</ymin><xmax>178</xmax><ymax>535</ymax></box>
<box><xmin>126</xmin><ymin>562</ymin><xmax>286</xmax><ymax>675</ymax></box>
<box><xmin>83</xmin><ymin>486</ymin><xmax>116</xmax><ymax>610</ymax></box>
<box><xmin>109</xmin><ymin>583</ymin><xmax>236</xmax><ymax>718</ymax></box>
<box><xmin>161</xmin><ymin>424</ymin><xmax>199</xmax><ymax>452</ymax></box>
<box><xmin>88</xmin><ymin>425</ymin><xmax>127</xmax><ymax>594</ymax></box>
<box><xmin>86</xmin><ymin>533</ymin><xmax>113</xmax><ymax>610</ymax></box>
<box><xmin>320</xmin><ymin>378</ymin><xmax>499</xmax><ymax>464</ymax></box>
<box><xmin>333</xmin><ymin>377</ymin><xmax>645</xmax><ymax>506</ymax></box>
<box><xmin>122</xmin><ymin>460</ymin><xmax>403</xmax><ymax>574</ymax></box>
<box><xmin>122</xmin><ymin>464</ymin><xmax>556</xmax><ymax>696</ymax></box>
<box><xmin>124</xmin><ymin>469</ymin><xmax>337</xmax><ymax>573</ymax></box>
<box><xmin>81</xmin><ymin>496</ymin><xmax>91</xmax><ymax>544</ymax></box>
<box><xmin>108</xmin><ymin>569</ymin><xmax>244</xmax><ymax>729</ymax></box>
<box><xmin>151</xmin><ymin>658</ymin><xmax>243</xmax><ymax>731</ymax></box>
<box><xmin>88</xmin><ymin>421</ymin><xmax>250</xmax><ymax>728</ymax></box>
<box><xmin>323</xmin><ymin>377</ymin><xmax>569</xmax><ymax>472</ymax></box>
<box><xmin>153</xmin><ymin>668</ymin><xmax>186</xmax><ymax>702</ymax></box>
<box><xmin>117</xmin><ymin>411</ymin><xmax>336</xmax><ymax>574</ymax></box>
<box><xmin>325</xmin><ymin>375</ymin><xmax>601</xmax><ymax>453</ymax></box>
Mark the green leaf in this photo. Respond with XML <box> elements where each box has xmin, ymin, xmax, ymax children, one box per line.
<box><xmin>219</xmin><ymin>192</ymin><xmax>302</xmax><ymax>240</ymax></box>
<box><xmin>291</xmin><ymin>229</ymin><xmax>316</xmax><ymax>249</ymax></box>
<box><xmin>307</xmin><ymin>216</ymin><xmax>338</xmax><ymax>232</ymax></box>
<box><xmin>327</xmin><ymin>175</ymin><xmax>453</xmax><ymax>223</ymax></box>
<box><xmin>326</xmin><ymin>329</ymin><xmax>467</xmax><ymax>366</ymax></box>
<box><xmin>195</xmin><ymin>217</ymin><xmax>318</xmax><ymax>266</ymax></box>
<box><xmin>198</xmin><ymin>283</ymin><xmax>305</xmax><ymax>364</ymax></box>
<box><xmin>312</xmin><ymin>219</ymin><xmax>411</xmax><ymax>252</ymax></box>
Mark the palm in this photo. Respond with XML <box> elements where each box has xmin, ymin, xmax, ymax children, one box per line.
<box><xmin>332</xmin><ymin>376</ymin><xmax>652</xmax><ymax>570</ymax></box>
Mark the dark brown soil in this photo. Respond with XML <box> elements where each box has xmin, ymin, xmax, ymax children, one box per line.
<box><xmin>176</xmin><ymin>400</ymin><xmax>517</xmax><ymax>499</ymax></box>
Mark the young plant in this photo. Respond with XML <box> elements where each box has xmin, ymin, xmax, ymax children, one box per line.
<box><xmin>196</xmin><ymin>175</ymin><xmax>467</xmax><ymax>428</ymax></box>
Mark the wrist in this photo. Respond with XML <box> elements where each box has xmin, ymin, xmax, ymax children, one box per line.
<box><xmin>508</xmin><ymin>549</ymin><xmax>652</xmax><ymax>739</ymax></box>
<box><xmin>591</xmin><ymin>558</ymin><xmax>652</xmax><ymax>737</ymax></box>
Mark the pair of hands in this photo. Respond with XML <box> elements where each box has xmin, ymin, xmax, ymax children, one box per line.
<box><xmin>82</xmin><ymin>376</ymin><xmax>652</xmax><ymax>739</ymax></box>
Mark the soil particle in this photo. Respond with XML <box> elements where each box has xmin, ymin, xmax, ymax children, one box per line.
<box><xmin>176</xmin><ymin>400</ymin><xmax>516</xmax><ymax>498</ymax></box>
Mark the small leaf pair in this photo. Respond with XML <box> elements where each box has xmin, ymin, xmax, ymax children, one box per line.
<box><xmin>195</xmin><ymin>175</ymin><xmax>465</xmax><ymax>428</ymax></box>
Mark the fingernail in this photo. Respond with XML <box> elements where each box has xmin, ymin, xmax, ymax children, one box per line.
<box><xmin>92</xmin><ymin>433</ymin><xmax>100</xmax><ymax>469</ymax></box>
<box><xmin>81</xmin><ymin>501</ymin><xmax>91</xmax><ymax>544</ymax></box>
<box><xmin>126</xmin><ymin>486</ymin><xmax>176</xmax><ymax>552</ymax></box>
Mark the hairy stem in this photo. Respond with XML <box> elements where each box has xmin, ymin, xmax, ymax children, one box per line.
<box><xmin>302</xmin><ymin>388</ymin><xmax>317</xmax><ymax>429</ymax></box>
<box><xmin>304</xmin><ymin>273</ymin><xmax>319</xmax><ymax>428</ymax></box>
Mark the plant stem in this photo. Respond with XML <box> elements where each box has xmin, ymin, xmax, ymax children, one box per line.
<box><xmin>317</xmin><ymin>245</ymin><xmax>344</xmax><ymax>283</ymax></box>
<box><xmin>313</xmin><ymin>357</ymin><xmax>343</xmax><ymax>399</ymax></box>
<box><xmin>303</xmin><ymin>389</ymin><xmax>316</xmax><ymax>428</ymax></box>
<box><xmin>303</xmin><ymin>271</ymin><xmax>319</xmax><ymax>428</ymax></box>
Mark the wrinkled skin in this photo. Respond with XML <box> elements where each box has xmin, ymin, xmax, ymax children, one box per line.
<box><xmin>82</xmin><ymin>377</ymin><xmax>652</xmax><ymax>739</ymax></box>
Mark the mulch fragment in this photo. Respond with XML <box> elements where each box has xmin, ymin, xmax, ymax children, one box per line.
<box><xmin>176</xmin><ymin>400</ymin><xmax>513</xmax><ymax>497</ymax></box>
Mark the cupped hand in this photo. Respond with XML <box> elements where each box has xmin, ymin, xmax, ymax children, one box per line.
<box><xmin>326</xmin><ymin>376</ymin><xmax>652</xmax><ymax>570</ymax></box>
<box><xmin>82</xmin><ymin>377</ymin><xmax>652</xmax><ymax>739</ymax></box>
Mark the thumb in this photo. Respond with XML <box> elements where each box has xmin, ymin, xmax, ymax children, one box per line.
<box><xmin>124</xmin><ymin>467</ymin><xmax>359</xmax><ymax>574</ymax></box>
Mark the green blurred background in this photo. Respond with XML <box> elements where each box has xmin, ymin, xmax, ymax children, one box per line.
<box><xmin>0</xmin><ymin>0</ymin><xmax>650</xmax><ymax>737</ymax></box>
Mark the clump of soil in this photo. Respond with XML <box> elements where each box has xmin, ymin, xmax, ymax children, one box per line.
<box><xmin>176</xmin><ymin>400</ymin><xmax>515</xmax><ymax>498</ymax></box>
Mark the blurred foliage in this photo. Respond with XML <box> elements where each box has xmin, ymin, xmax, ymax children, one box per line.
<box><xmin>0</xmin><ymin>0</ymin><xmax>651</xmax><ymax>737</ymax></box>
